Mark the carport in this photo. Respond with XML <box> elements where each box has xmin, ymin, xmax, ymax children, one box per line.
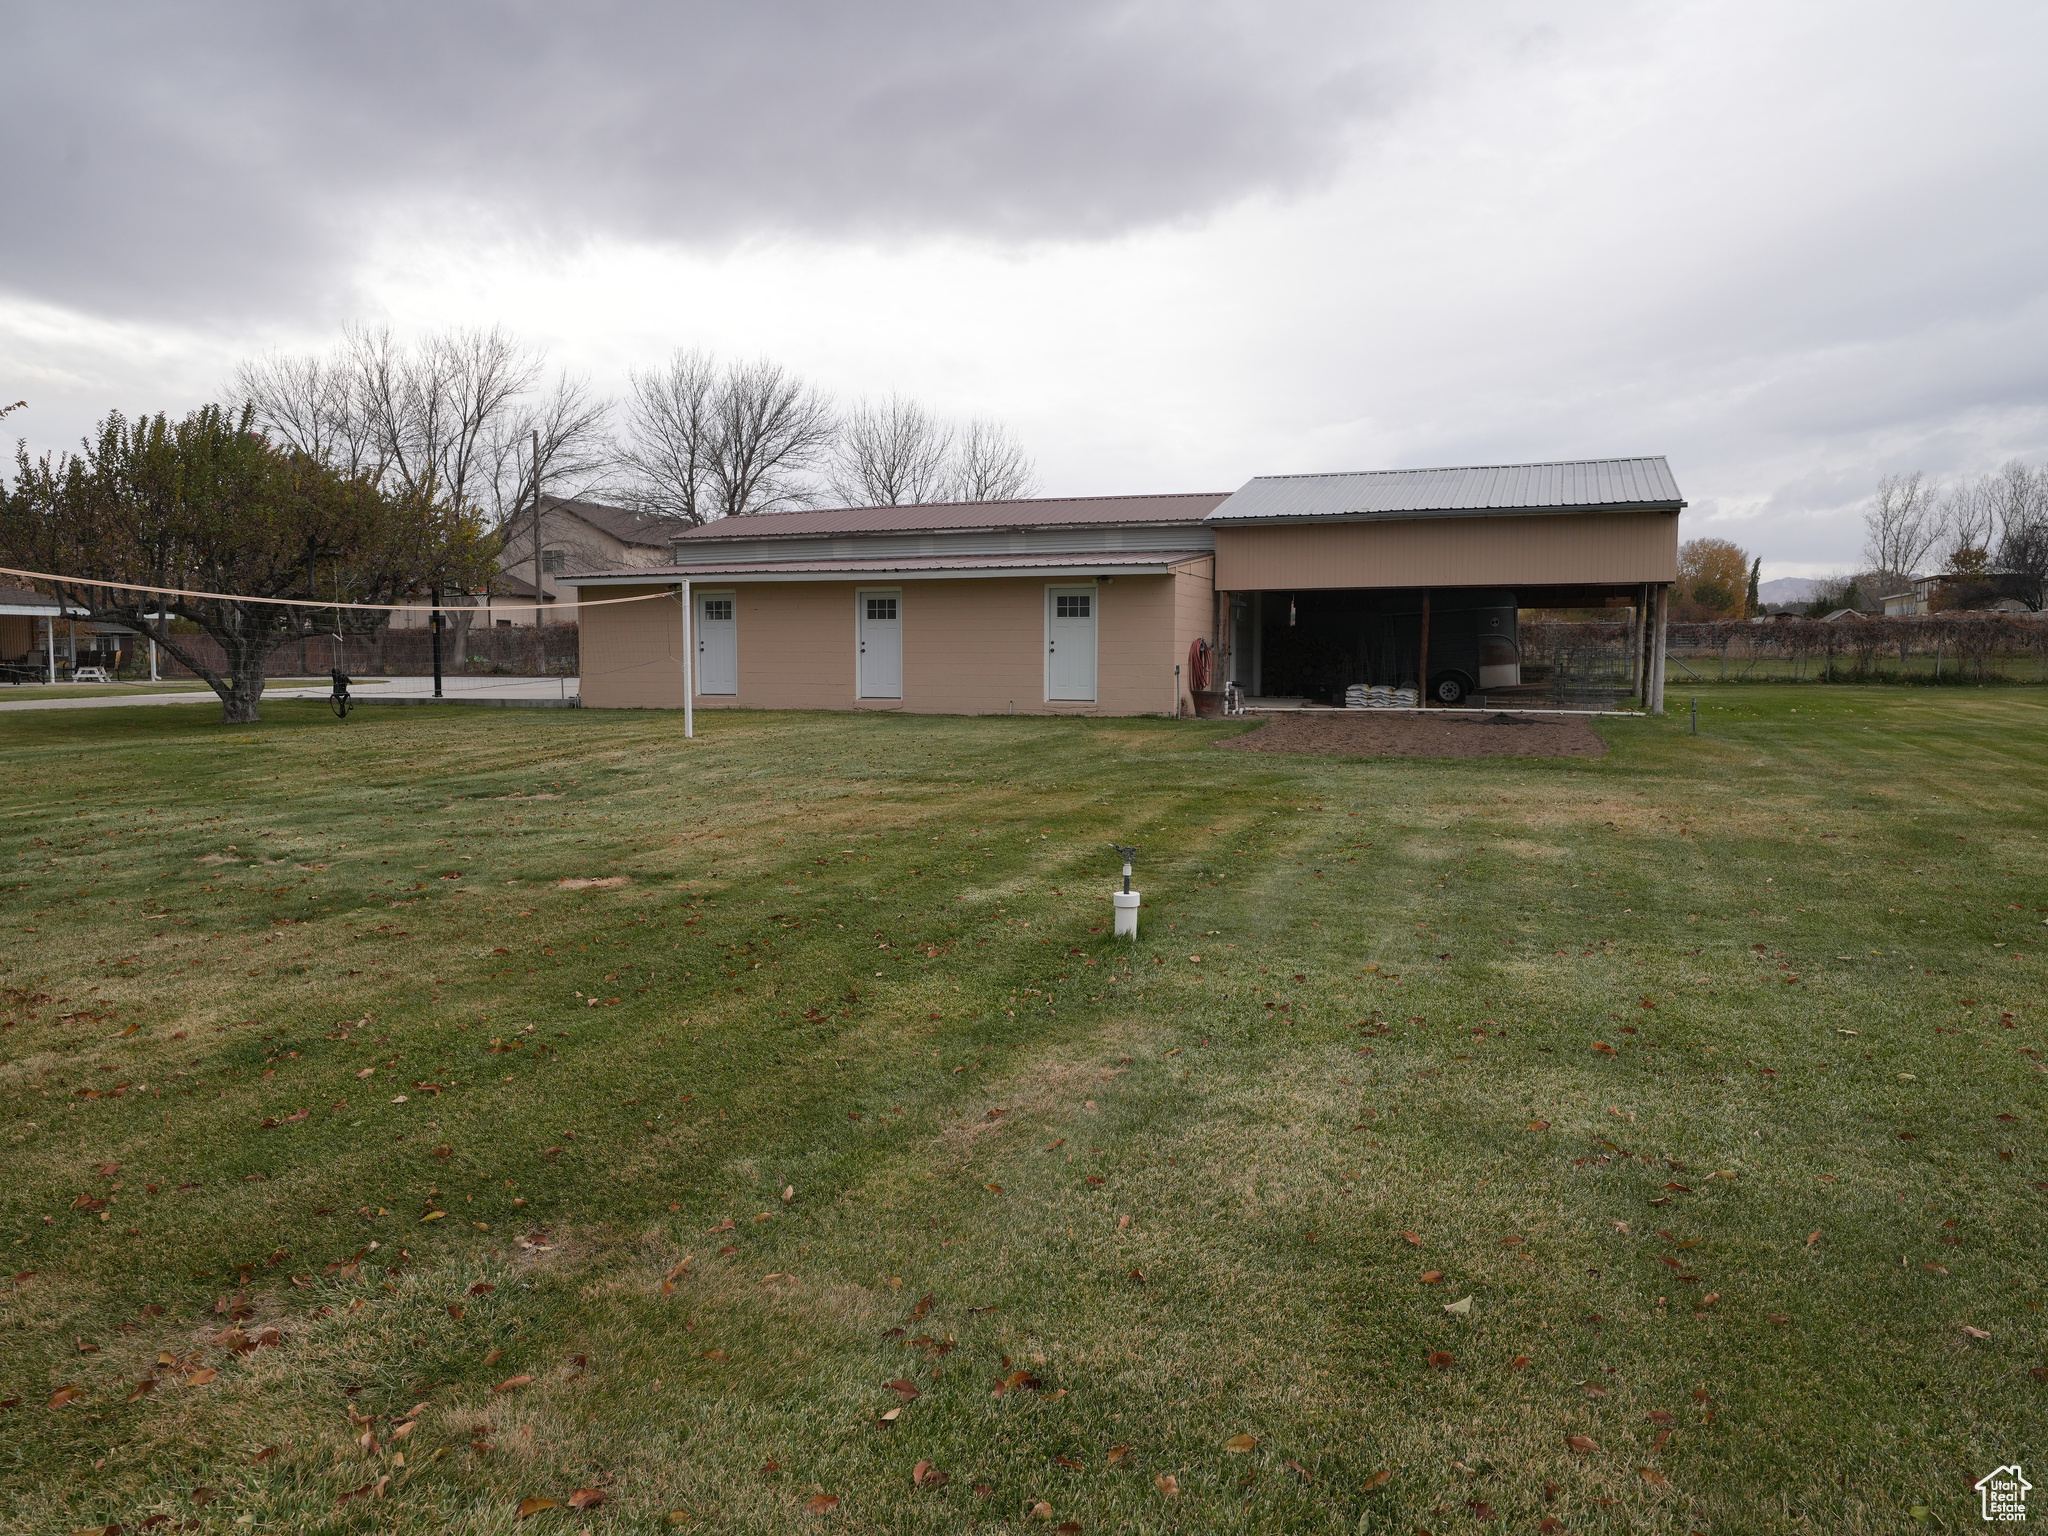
<box><xmin>1206</xmin><ymin>458</ymin><xmax>1683</xmax><ymax>712</ymax></box>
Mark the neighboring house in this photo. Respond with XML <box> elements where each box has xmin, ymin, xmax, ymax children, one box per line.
<box><xmin>1882</xmin><ymin>572</ymin><xmax>2041</xmax><ymax>617</ymax></box>
<box><xmin>0</xmin><ymin>586</ymin><xmax>93</xmax><ymax>680</ymax></box>
<box><xmin>566</xmin><ymin>456</ymin><xmax>1689</xmax><ymax>715</ymax></box>
<box><xmin>389</xmin><ymin>496</ymin><xmax>687</xmax><ymax>629</ymax></box>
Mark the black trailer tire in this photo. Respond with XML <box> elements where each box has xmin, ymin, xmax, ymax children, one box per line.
<box><xmin>1429</xmin><ymin>672</ymin><xmax>1469</xmax><ymax>706</ymax></box>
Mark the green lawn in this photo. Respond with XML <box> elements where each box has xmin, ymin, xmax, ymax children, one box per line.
<box><xmin>0</xmin><ymin>679</ymin><xmax>357</xmax><ymax>702</ymax></box>
<box><xmin>1</xmin><ymin>689</ymin><xmax>2042</xmax><ymax>1534</ymax></box>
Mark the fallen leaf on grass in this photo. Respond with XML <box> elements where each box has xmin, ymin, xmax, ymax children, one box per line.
<box><xmin>190</xmin><ymin>1486</ymin><xmax>218</xmax><ymax>1506</ymax></box>
<box><xmin>1638</xmin><ymin>1466</ymin><xmax>1670</xmax><ymax>1489</ymax></box>
<box><xmin>1468</xmin><ymin>1499</ymin><xmax>1497</xmax><ymax>1519</ymax></box>
<box><xmin>1361</xmin><ymin>1469</ymin><xmax>1391</xmax><ymax>1492</ymax></box>
<box><xmin>1768</xmin><ymin>1313</ymin><xmax>1790</xmax><ymax>1326</ymax></box>
<box><xmin>516</xmin><ymin>1495</ymin><xmax>558</xmax><ymax>1518</ymax></box>
<box><xmin>1806</xmin><ymin>1231</ymin><xmax>1821</xmax><ymax>1247</ymax></box>
<box><xmin>1056</xmin><ymin>1523</ymin><xmax>1082</xmax><ymax>1535</ymax></box>
<box><xmin>1540</xmin><ymin>1519</ymin><xmax>1564</xmax><ymax>1534</ymax></box>
<box><xmin>700</xmin><ymin>1349</ymin><xmax>729</xmax><ymax>1363</ymax></box>
<box><xmin>666</xmin><ymin>1512</ymin><xmax>694</xmax><ymax>1526</ymax></box>
<box><xmin>1511</xmin><ymin>1355</ymin><xmax>1531</xmax><ymax>1370</ymax></box>
<box><xmin>1155</xmin><ymin>1473</ymin><xmax>1179</xmax><ymax>1497</ymax></box>
<box><xmin>1924</xmin><ymin>1262</ymin><xmax>1948</xmax><ymax>1275</ymax></box>
<box><xmin>1962</xmin><ymin>1325</ymin><xmax>1992</xmax><ymax>1340</ymax></box>
<box><xmin>1527</xmin><ymin>1119</ymin><xmax>1550</xmax><ymax>1131</ymax></box>
<box><xmin>1399</xmin><ymin>1231</ymin><xmax>1422</xmax><ymax>1246</ymax></box>
<box><xmin>1426</xmin><ymin>1351</ymin><xmax>1454</xmax><ymax>1369</ymax></box>
<box><xmin>494</xmin><ymin>1375</ymin><xmax>535</xmax><ymax>1393</ymax></box>
<box><xmin>1567</xmin><ymin>1435</ymin><xmax>1600</xmax><ymax>1453</ymax></box>
<box><xmin>1028</xmin><ymin>1500</ymin><xmax>1053</xmax><ymax>1519</ymax></box>
<box><xmin>1286</xmin><ymin>1459</ymin><xmax>1312</xmax><ymax>1481</ymax></box>
<box><xmin>124</xmin><ymin>1378</ymin><xmax>156</xmax><ymax>1403</ymax></box>
<box><xmin>805</xmin><ymin>1493</ymin><xmax>840</xmax><ymax>1514</ymax></box>
<box><xmin>1443</xmin><ymin>1297</ymin><xmax>1473</xmax><ymax>1316</ymax></box>
<box><xmin>1592</xmin><ymin>1041</ymin><xmax>1616</xmax><ymax>1055</ymax></box>
<box><xmin>1224</xmin><ymin>1433</ymin><xmax>1258</xmax><ymax>1452</ymax></box>
<box><xmin>568</xmin><ymin>1488</ymin><xmax>606</xmax><ymax>1510</ymax></box>
<box><xmin>984</xmin><ymin>1183</ymin><xmax>1004</xmax><ymax>1195</ymax></box>
<box><xmin>186</xmin><ymin>1369</ymin><xmax>219</xmax><ymax>1386</ymax></box>
<box><xmin>1647</xmin><ymin>1409</ymin><xmax>1675</xmax><ymax>1424</ymax></box>
<box><xmin>1420</xmin><ymin>1270</ymin><xmax>1444</xmax><ymax>1283</ymax></box>
<box><xmin>1106</xmin><ymin>1445</ymin><xmax>1131</xmax><ymax>1465</ymax></box>
<box><xmin>48</xmin><ymin>1384</ymin><xmax>85</xmax><ymax>1408</ymax></box>
<box><xmin>885</xmin><ymin>1379</ymin><xmax>921</xmax><ymax>1401</ymax></box>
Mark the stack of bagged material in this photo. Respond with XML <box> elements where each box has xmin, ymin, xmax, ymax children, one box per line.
<box><xmin>1344</xmin><ymin>684</ymin><xmax>1418</xmax><ymax>709</ymax></box>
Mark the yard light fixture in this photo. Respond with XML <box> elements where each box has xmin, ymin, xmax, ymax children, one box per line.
<box><xmin>1110</xmin><ymin>843</ymin><xmax>1141</xmax><ymax>938</ymax></box>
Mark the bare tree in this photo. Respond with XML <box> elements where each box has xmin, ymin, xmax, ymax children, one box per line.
<box><xmin>1862</xmin><ymin>471</ymin><xmax>1940</xmax><ymax>588</ymax></box>
<box><xmin>1936</xmin><ymin>474</ymin><xmax>1996</xmax><ymax>573</ymax></box>
<box><xmin>237</xmin><ymin>325</ymin><xmax>553</xmax><ymax>520</ymax></box>
<box><xmin>231</xmin><ymin>349</ymin><xmax>382</xmax><ymax>478</ymax></box>
<box><xmin>830</xmin><ymin>395</ymin><xmax>953</xmax><ymax>507</ymax></box>
<box><xmin>615</xmin><ymin>350</ymin><xmax>721</xmax><ymax>525</ymax></box>
<box><xmin>950</xmin><ymin>419</ymin><xmax>1038</xmax><ymax>502</ymax></box>
<box><xmin>1989</xmin><ymin>459</ymin><xmax>2048</xmax><ymax>610</ymax></box>
<box><xmin>705</xmin><ymin>359</ymin><xmax>836</xmax><ymax>519</ymax></box>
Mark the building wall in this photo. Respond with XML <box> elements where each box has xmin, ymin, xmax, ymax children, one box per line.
<box><xmin>1172</xmin><ymin>556</ymin><xmax>1217</xmax><ymax>711</ymax></box>
<box><xmin>0</xmin><ymin>615</ymin><xmax>34</xmax><ymax>662</ymax></box>
<box><xmin>1213</xmin><ymin>511</ymin><xmax>1680</xmax><ymax>591</ymax></box>
<box><xmin>575</xmin><ymin>573</ymin><xmax>1195</xmax><ymax>715</ymax></box>
<box><xmin>574</xmin><ymin>585</ymin><xmax>690</xmax><ymax>708</ymax></box>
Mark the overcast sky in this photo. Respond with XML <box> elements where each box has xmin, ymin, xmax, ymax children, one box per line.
<box><xmin>4</xmin><ymin>0</ymin><xmax>2045</xmax><ymax>577</ymax></box>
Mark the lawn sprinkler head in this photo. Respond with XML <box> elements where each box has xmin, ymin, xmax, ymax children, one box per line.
<box><xmin>1110</xmin><ymin>844</ymin><xmax>1140</xmax><ymax>938</ymax></box>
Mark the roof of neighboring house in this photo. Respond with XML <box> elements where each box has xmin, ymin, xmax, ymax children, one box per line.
<box><xmin>541</xmin><ymin>497</ymin><xmax>691</xmax><ymax>548</ymax></box>
<box><xmin>1207</xmin><ymin>457</ymin><xmax>1685</xmax><ymax>524</ymax></box>
<box><xmin>0</xmin><ymin>585</ymin><xmax>81</xmax><ymax>616</ymax></box>
<box><xmin>568</xmin><ymin>549</ymin><xmax>1213</xmax><ymax>583</ymax></box>
<box><xmin>673</xmin><ymin>493</ymin><xmax>1231</xmax><ymax>543</ymax></box>
<box><xmin>489</xmin><ymin>570</ymin><xmax>560</xmax><ymax>601</ymax></box>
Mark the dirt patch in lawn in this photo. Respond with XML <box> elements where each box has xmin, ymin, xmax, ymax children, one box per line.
<box><xmin>1216</xmin><ymin>711</ymin><xmax>1608</xmax><ymax>759</ymax></box>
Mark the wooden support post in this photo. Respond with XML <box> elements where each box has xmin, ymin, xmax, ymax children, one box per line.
<box><xmin>1418</xmin><ymin>589</ymin><xmax>1431</xmax><ymax>705</ymax></box>
<box><xmin>1649</xmin><ymin>582</ymin><xmax>1670</xmax><ymax>714</ymax></box>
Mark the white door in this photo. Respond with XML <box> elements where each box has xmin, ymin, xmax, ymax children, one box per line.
<box><xmin>696</xmin><ymin>591</ymin><xmax>737</xmax><ymax>695</ymax></box>
<box><xmin>1046</xmin><ymin>586</ymin><xmax>1097</xmax><ymax>701</ymax></box>
<box><xmin>857</xmin><ymin>590</ymin><xmax>902</xmax><ymax>699</ymax></box>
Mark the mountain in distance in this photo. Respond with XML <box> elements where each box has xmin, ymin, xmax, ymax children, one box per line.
<box><xmin>1757</xmin><ymin>576</ymin><xmax>1820</xmax><ymax>604</ymax></box>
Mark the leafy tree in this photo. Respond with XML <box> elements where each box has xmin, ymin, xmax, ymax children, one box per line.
<box><xmin>1675</xmin><ymin>537</ymin><xmax>1752</xmax><ymax>619</ymax></box>
<box><xmin>0</xmin><ymin>405</ymin><xmax>490</xmax><ymax>722</ymax></box>
<box><xmin>1745</xmin><ymin>556</ymin><xmax>1761</xmax><ymax>615</ymax></box>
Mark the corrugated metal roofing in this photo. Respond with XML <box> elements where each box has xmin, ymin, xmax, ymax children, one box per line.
<box><xmin>674</xmin><ymin>492</ymin><xmax>1230</xmax><ymax>542</ymax></box>
<box><xmin>566</xmin><ymin>549</ymin><xmax>1211</xmax><ymax>582</ymax></box>
<box><xmin>1206</xmin><ymin>458</ymin><xmax>1683</xmax><ymax>523</ymax></box>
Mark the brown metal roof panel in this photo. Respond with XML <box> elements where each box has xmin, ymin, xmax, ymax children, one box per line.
<box><xmin>673</xmin><ymin>492</ymin><xmax>1230</xmax><ymax>541</ymax></box>
<box><xmin>565</xmin><ymin>549</ymin><xmax>1211</xmax><ymax>581</ymax></box>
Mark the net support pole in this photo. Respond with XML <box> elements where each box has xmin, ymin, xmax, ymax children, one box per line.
<box><xmin>682</xmin><ymin>580</ymin><xmax>693</xmax><ymax>740</ymax></box>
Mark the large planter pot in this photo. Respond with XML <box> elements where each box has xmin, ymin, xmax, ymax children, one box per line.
<box><xmin>1192</xmin><ymin>689</ymin><xmax>1226</xmax><ymax>719</ymax></box>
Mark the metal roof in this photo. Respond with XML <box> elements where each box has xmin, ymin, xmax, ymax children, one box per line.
<box><xmin>674</xmin><ymin>492</ymin><xmax>1230</xmax><ymax>542</ymax></box>
<box><xmin>1206</xmin><ymin>458</ymin><xmax>1683</xmax><ymax>524</ymax></box>
<box><xmin>566</xmin><ymin>549</ymin><xmax>1212</xmax><ymax>584</ymax></box>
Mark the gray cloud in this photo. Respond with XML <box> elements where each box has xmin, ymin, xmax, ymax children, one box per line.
<box><xmin>0</xmin><ymin>1</ymin><xmax>1407</xmax><ymax>324</ymax></box>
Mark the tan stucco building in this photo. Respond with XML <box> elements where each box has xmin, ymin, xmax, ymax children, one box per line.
<box><xmin>567</xmin><ymin>457</ymin><xmax>1684</xmax><ymax>715</ymax></box>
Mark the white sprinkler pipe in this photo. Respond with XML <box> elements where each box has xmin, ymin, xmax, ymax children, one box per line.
<box><xmin>681</xmin><ymin>579</ymin><xmax>693</xmax><ymax>740</ymax></box>
<box><xmin>1113</xmin><ymin>851</ymin><xmax>1139</xmax><ymax>938</ymax></box>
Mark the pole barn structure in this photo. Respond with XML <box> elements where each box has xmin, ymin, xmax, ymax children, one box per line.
<box><xmin>568</xmin><ymin>457</ymin><xmax>1681</xmax><ymax>716</ymax></box>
